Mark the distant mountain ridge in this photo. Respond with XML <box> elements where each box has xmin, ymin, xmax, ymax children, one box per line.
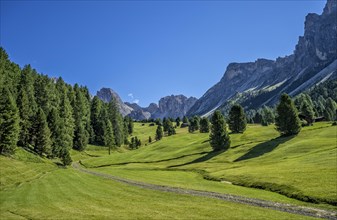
<box><xmin>96</xmin><ymin>88</ymin><xmax>197</xmax><ymax>120</ymax></box>
<box><xmin>187</xmin><ymin>0</ymin><xmax>337</xmax><ymax>116</ymax></box>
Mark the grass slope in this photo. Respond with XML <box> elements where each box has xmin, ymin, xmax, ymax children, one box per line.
<box><xmin>81</xmin><ymin>122</ymin><xmax>337</xmax><ymax>208</ymax></box>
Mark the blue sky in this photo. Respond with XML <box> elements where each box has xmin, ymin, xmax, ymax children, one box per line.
<box><xmin>1</xmin><ymin>0</ymin><xmax>326</xmax><ymax>107</ymax></box>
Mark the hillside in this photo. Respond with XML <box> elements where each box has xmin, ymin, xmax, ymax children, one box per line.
<box><xmin>188</xmin><ymin>0</ymin><xmax>337</xmax><ymax>116</ymax></box>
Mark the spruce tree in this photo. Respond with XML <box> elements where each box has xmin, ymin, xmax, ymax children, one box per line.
<box><xmin>182</xmin><ymin>116</ymin><xmax>189</xmax><ymax>124</ymax></box>
<box><xmin>155</xmin><ymin>124</ymin><xmax>163</xmax><ymax>141</ymax></box>
<box><xmin>228</xmin><ymin>104</ymin><xmax>247</xmax><ymax>133</ymax></box>
<box><xmin>33</xmin><ymin>108</ymin><xmax>52</xmax><ymax>156</ymax></box>
<box><xmin>324</xmin><ymin>98</ymin><xmax>337</xmax><ymax>121</ymax></box>
<box><xmin>90</xmin><ymin>96</ymin><xmax>102</xmax><ymax>144</ymax></box>
<box><xmin>167</xmin><ymin>120</ymin><xmax>176</xmax><ymax>136</ymax></box>
<box><xmin>199</xmin><ymin>117</ymin><xmax>210</xmax><ymax>133</ymax></box>
<box><xmin>209</xmin><ymin>110</ymin><xmax>230</xmax><ymax>151</ymax></box>
<box><xmin>275</xmin><ymin>94</ymin><xmax>301</xmax><ymax>136</ymax></box>
<box><xmin>301</xmin><ymin>100</ymin><xmax>315</xmax><ymax>125</ymax></box>
<box><xmin>60</xmin><ymin>148</ymin><xmax>72</xmax><ymax>166</ymax></box>
<box><xmin>107</xmin><ymin>98</ymin><xmax>124</xmax><ymax>147</ymax></box>
<box><xmin>47</xmin><ymin>107</ymin><xmax>61</xmax><ymax>157</ymax></box>
<box><xmin>0</xmin><ymin>87</ymin><xmax>20</xmax><ymax>155</ymax></box>
<box><xmin>175</xmin><ymin>117</ymin><xmax>181</xmax><ymax>127</ymax></box>
<box><xmin>105</xmin><ymin>120</ymin><xmax>115</xmax><ymax>155</ymax></box>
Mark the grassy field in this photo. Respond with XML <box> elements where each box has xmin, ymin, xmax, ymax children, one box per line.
<box><xmin>1</xmin><ymin>122</ymin><xmax>336</xmax><ymax>219</ymax></box>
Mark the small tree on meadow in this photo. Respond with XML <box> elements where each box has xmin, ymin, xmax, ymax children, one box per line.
<box><xmin>155</xmin><ymin>124</ymin><xmax>163</xmax><ymax>141</ymax></box>
<box><xmin>209</xmin><ymin>110</ymin><xmax>230</xmax><ymax>151</ymax></box>
<box><xmin>199</xmin><ymin>117</ymin><xmax>210</xmax><ymax>133</ymax></box>
<box><xmin>275</xmin><ymin>94</ymin><xmax>301</xmax><ymax>136</ymax></box>
<box><xmin>228</xmin><ymin>104</ymin><xmax>247</xmax><ymax>133</ymax></box>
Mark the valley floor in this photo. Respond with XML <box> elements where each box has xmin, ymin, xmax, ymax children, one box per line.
<box><xmin>1</xmin><ymin>122</ymin><xmax>336</xmax><ymax>219</ymax></box>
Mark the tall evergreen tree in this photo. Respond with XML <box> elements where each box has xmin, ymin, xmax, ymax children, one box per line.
<box><xmin>107</xmin><ymin>98</ymin><xmax>124</xmax><ymax>147</ymax></box>
<box><xmin>0</xmin><ymin>87</ymin><xmax>20</xmax><ymax>155</ymax></box>
<box><xmin>73</xmin><ymin>84</ymin><xmax>89</xmax><ymax>150</ymax></box>
<box><xmin>228</xmin><ymin>104</ymin><xmax>247</xmax><ymax>133</ymax></box>
<box><xmin>324</xmin><ymin>98</ymin><xmax>337</xmax><ymax>121</ymax></box>
<box><xmin>175</xmin><ymin>117</ymin><xmax>181</xmax><ymax>127</ymax></box>
<box><xmin>105</xmin><ymin>120</ymin><xmax>115</xmax><ymax>155</ymax></box>
<box><xmin>199</xmin><ymin>117</ymin><xmax>210</xmax><ymax>133</ymax></box>
<box><xmin>33</xmin><ymin>108</ymin><xmax>52</xmax><ymax>156</ymax></box>
<box><xmin>47</xmin><ymin>107</ymin><xmax>61</xmax><ymax>157</ymax></box>
<box><xmin>155</xmin><ymin>124</ymin><xmax>163</xmax><ymax>141</ymax></box>
<box><xmin>167</xmin><ymin>120</ymin><xmax>176</xmax><ymax>136</ymax></box>
<box><xmin>209</xmin><ymin>110</ymin><xmax>230</xmax><ymax>151</ymax></box>
<box><xmin>261</xmin><ymin>106</ymin><xmax>275</xmax><ymax>126</ymax></box>
<box><xmin>182</xmin><ymin>116</ymin><xmax>189</xmax><ymax>124</ymax></box>
<box><xmin>301</xmin><ymin>100</ymin><xmax>315</xmax><ymax>125</ymax></box>
<box><xmin>90</xmin><ymin>96</ymin><xmax>102</xmax><ymax>144</ymax></box>
<box><xmin>275</xmin><ymin>94</ymin><xmax>301</xmax><ymax>136</ymax></box>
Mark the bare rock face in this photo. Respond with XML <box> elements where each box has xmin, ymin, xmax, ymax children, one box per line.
<box><xmin>188</xmin><ymin>0</ymin><xmax>337</xmax><ymax>116</ymax></box>
<box><xmin>97</xmin><ymin>88</ymin><xmax>197</xmax><ymax>120</ymax></box>
<box><xmin>152</xmin><ymin>95</ymin><xmax>197</xmax><ymax>119</ymax></box>
<box><xmin>96</xmin><ymin>88</ymin><xmax>133</xmax><ymax>116</ymax></box>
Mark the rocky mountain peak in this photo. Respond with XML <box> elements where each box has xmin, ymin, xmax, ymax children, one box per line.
<box><xmin>323</xmin><ymin>0</ymin><xmax>337</xmax><ymax>15</ymax></box>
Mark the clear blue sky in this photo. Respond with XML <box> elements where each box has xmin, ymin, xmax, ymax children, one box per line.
<box><xmin>1</xmin><ymin>0</ymin><xmax>326</xmax><ymax>107</ymax></box>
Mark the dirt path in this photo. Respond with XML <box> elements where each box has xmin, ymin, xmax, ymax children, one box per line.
<box><xmin>72</xmin><ymin>162</ymin><xmax>337</xmax><ymax>220</ymax></box>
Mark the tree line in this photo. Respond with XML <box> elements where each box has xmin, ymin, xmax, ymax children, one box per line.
<box><xmin>0</xmin><ymin>48</ymin><xmax>133</xmax><ymax>164</ymax></box>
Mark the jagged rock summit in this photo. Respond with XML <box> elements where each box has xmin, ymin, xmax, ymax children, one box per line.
<box><xmin>96</xmin><ymin>88</ymin><xmax>197</xmax><ymax>120</ymax></box>
<box><xmin>187</xmin><ymin>0</ymin><xmax>337</xmax><ymax>116</ymax></box>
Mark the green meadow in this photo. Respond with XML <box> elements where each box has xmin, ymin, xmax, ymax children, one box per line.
<box><xmin>1</xmin><ymin>122</ymin><xmax>336</xmax><ymax>219</ymax></box>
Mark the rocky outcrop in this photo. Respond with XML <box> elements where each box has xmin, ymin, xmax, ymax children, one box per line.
<box><xmin>97</xmin><ymin>88</ymin><xmax>197</xmax><ymax>120</ymax></box>
<box><xmin>187</xmin><ymin>0</ymin><xmax>337</xmax><ymax>116</ymax></box>
<box><xmin>96</xmin><ymin>88</ymin><xmax>133</xmax><ymax>116</ymax></box>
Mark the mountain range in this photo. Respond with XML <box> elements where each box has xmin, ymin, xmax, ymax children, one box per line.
<box><xmin>98</xmin><ymin>0</ymin><xmax>336</xmax><ymax>120</ymax></box>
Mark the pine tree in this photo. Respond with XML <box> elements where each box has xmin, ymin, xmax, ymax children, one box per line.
<box><xmin>107</xmin><ymin>98</ymin><xmax>124</xmax><ymax>147</ymax></box>
<box><xmin>182</xmin><ymin>116</ymin><xmax>189</xmax><ymax>124</ymax></box>
<box><xmin>261</xmin><ymin>106</ymin><xmax>275</xmax><ymax>126</ymax></box>
<box><xmin>33</xmin><ymin>108</ymin><xmax>52</xmax><ymax>156</ymax></box>
<box><xmin>148</xmin><ymin>136</ymin><xmax>152</xmax><ymax>143</ymax></box>
<box><xmin>275</xmin><ymin>94</ymin><xmax>301</xmax><ymax>136</ymax></box>
<box><xmin>163</xmin><ymin>118</ymin><xmax>169</xmax><ymax>132</ymax></box>
<box><xmin>175</xmin><ymin>117</ymin><xmax>181</xmax><ymax>127</ymax></box>
<box><xmin>228</xmin><ymin>104</ymin><xmax>247</xmax><ymax>133</ymax></box>
<box><xmin>0</xmin><ymin>87</ymin><xmax>20</xmax><ymax>155</ymax></box>
<box><xmin>155</xmin><ymin>124</ymin><xmax>163</xmax><ymax>141</ymax></box>
<box><xmin>301</xmin><ymin>100</ymin><xmax>315</xmax><ymax>125</ymax></box>
<box><xmin>47</xmin><ymin>107</ymin><xmax>61</xmax><ymax>157</ymax></box>
<box><xmin>209</xmin><ymin>110</ymin><xmax>230</xmax><ymax>151</ymax></box>
<box><xmin>105</xmin><ymin>120</ymin><xmax>115</xmax><ymax>155</ymax></box>
<box><xmin>324</xmin><ymin>98</ymin><xmax>337</xmax><ymax>121</ymax></box>
<box><xmin>59</xmin><ymin>88</ymin><xmax>75</xmax><ymax>149</ymax></box>
<box><xmin>60</xmin><ymin>148</ymin><xmax>72</xmax><ymax>166</ymax></box>
<box><xmin>90</xmin><ymin>96</ymin><xmax>102</xmax><ymax>144</ymax></box>
<box><xmin>199</xmin><ymin>117</ymin><xmax>210</xmax><ymax>133</ymax></box>
<box><xmin>73</xmin><ymin>84</ymin><xmax>89</xmax><ymax>150</ymax></box>
<box><xmin>167</xmin><ymin>120</ymin><xmax>176</xmax><ymax>136</ymax></box>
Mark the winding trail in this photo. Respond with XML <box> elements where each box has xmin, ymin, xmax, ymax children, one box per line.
<box><xmin>72</xmin><ymin>162</ymin><xmax>337</xmax><ymax>220</ymax></box>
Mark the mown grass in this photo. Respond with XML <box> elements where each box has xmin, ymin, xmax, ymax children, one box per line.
<box><xmin>0</xmin><ymin>153</ymin><xmax>316</xmax><ymax>220</ymax></box>
<box><xmin>81</xmin><ymin>122</ymin><xmax>337</xmax><ymax>208</ymax></box>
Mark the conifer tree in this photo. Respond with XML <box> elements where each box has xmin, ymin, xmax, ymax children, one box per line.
<box><xmin>275</xmin><ymin>94</ymin><xmax>301</xmax><ymax>136</ymax></box>
<box><xmin>301</xmin><ymin>100</ymin><xmax>315</xmax><ymax>125</ymax></box>
<box><xmin>47</xmin><ymin>107</ymin><xmax>61</xmax><ymax>157</ymax></box>
<box><xmin>90</xmin><ymin>96</ymin><xmax>102</xmax><ymax>144</ymax></box>
<box><xmin>155</xmin><ymin>124</ymin><xmax>163</xmax><ymax>141</ymax></box>
<box><xmin>228</xmin><ymin>104</ymin><xmax>247</xmax><ymax>133</ymax></box>
<box><xmin>107</xmin><ymin>98</ymin><xmax>124</xmax><ymax>147</ymax></box>
<box><xmin>148</xmin><ymin>136</ymin><xmax>152</xmax><ymax>143</ymax></box>
<box><xmin>0</xmin><ymin>87</ymin><xmax>20</xmax><ymax>155</ymax></box>
<box><xmin>167</xmin><ymin>120</ymin><xmax>176</xmax><ymax>136</ymax></box>
<box><xmin>199</xmin><ymin>117</ymin><xmax>210</xmax><ymax>133</ymax></box>
<box><xmin>210</xmin><ymin>110</ymin><xmax>230</xmax><ymax>151</ymax></box>
<box><xmin>182</xmin><ymin>116</ymin><xmax>189</xmax><ymax>124</ymax></box>
<box><xmin>60</xmin><ymin>148</ymin><xmax>72</xmax><ymax>166</ymax></box>
<box><xmin>105</xmin><ymin>120</ymin><xmax>115</xmax><ymax>155</ymax></box>
<box><xmin>33</xmin><ymin>108</ymin><xmax>52</xmax><ymax>156</ymax></box>
<box><xmin>175</xmin><ymin>117</ymin><xmax>181</xmax><ymax>127</ymax></box>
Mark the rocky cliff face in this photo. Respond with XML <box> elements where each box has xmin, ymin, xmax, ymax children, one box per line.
<box><xmin>96</xmin><ymin>88</ymin><xmax>133</xmax><ymax>116</ymax></box>
<box><xmin>97</xmin><ymin>88</ymin><xmax>197</xmax><ymax>120</ymax></box>
<box><xmin>188</xmin><ymin>0</ymin><xmax>337</xmax><ymax>116</ymax></box>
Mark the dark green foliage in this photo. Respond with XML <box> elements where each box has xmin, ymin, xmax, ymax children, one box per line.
<box><xmin>148</xmin><ymin>136</ymin><xmax>152</xmax><ymax>143</ymax></box>
<box><xmin>175</xmin><ymin>117</ymin><xmax>181</xmax><ymax>127</ymax></box>
<box><xmin>33</xmin><ymin>108</ymin><xmax>52</xmax><ymax>156</ymax></box>
<box><xmin>209</xmin><ymin>110</ymin><xmax>230</xmax><ymax>151</ymax></box>
<box><xmin>60</xmin><ymin>148</ymin><xmax>72</xmax><ymax>166</ymax></box>
<box><xmin>188</xmin><ymin>116</ymin><xmax>200</xmax><ymax>133</ymax></box>
<box><xmin>125</xmin><ymin>116</ymin><xmax>134</xmax><ymax>135</ymax></box>
<box><xmin>47</xmin><ymin>107</ymin><xmax>61</xmax><ymax>157</ymax></box>
<box><xmin>105</xmin><ymin>120</ymin><xmax>115</xmax><ymax>155</ymax></box>
<box><xmin>0</xmin><ymin>87</ymin><xmax>20</xmax><ymax>155</ymax></box>
<box><xmin>182</xmin><ymin>116</ymin><xmax>189</xmax><ymax>124</ymax></box>
<box><xmin>228</xmin><ymin>104</ymin><xmax>247</xmax><ymax>133</ymax></box>
<box><xmin>301</xmin><ymin>100</ymin><xmax>315</xmax><ymax>125</ymax></box>
<box><xmin>275</xmin><ymin>94</ymin><xmax>301</xmax><ymax>136</ymax></box>
<box><xmin>167</xmin><ymin>120</ymin><xmax>176</xmax><ymax>136</ymax></box>
<box><xmin>163</xmin><ymin>118</ymin><xmax>169</xmax><ymax>132</ymax></box>
<box><xmin>90</xmin><ymin>96</ymin><xmax>102</xmax><ymax>144</ymax></box>
<box><xmin>72</xmin><ymin>84</ymin><xmax>89</xmax><ymax>151</ymax></box>
<box><xmin>155</xmin><ymin>124</ymin><xmax>163</xmax><ymax>141</ymax></box>
<box><xmin>324</xmin><ymin>98</ymin><xmax>337</xmax><ymax>121</ymax></box>
<box><xmin>129</xmin><ymin>136</ymin><xmax>141</xmax><ymax>149</ymax></box>
<box><xmin>107</xmin><ymin>99</ymin><xmax>125</xmax><ymax>147</ymax></box>
<box><xmin>261</xmin><ymin>106</ymin><xmax>275</xmax><ymax>126</ymax></box>
<box><xmin>199</xmin><ymin>117</ymin><xmax>210</xmax><ymax>133</ymax></box>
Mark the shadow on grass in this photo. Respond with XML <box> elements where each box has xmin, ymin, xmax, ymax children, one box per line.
<box><xmin>168</xmin><ymin>150</ymin><xmax>224</xmax><ymax>168</ymax></box>
<box><xmin>234</xmin><ymin>135</ymin><xmax>295</xmax><ymax>162</ymax></box>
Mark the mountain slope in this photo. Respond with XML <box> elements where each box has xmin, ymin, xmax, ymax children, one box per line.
<box><xmin>188</xmin><ymin>0</ymin><xmax>337</xmax><ymax>116</ymax></box>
